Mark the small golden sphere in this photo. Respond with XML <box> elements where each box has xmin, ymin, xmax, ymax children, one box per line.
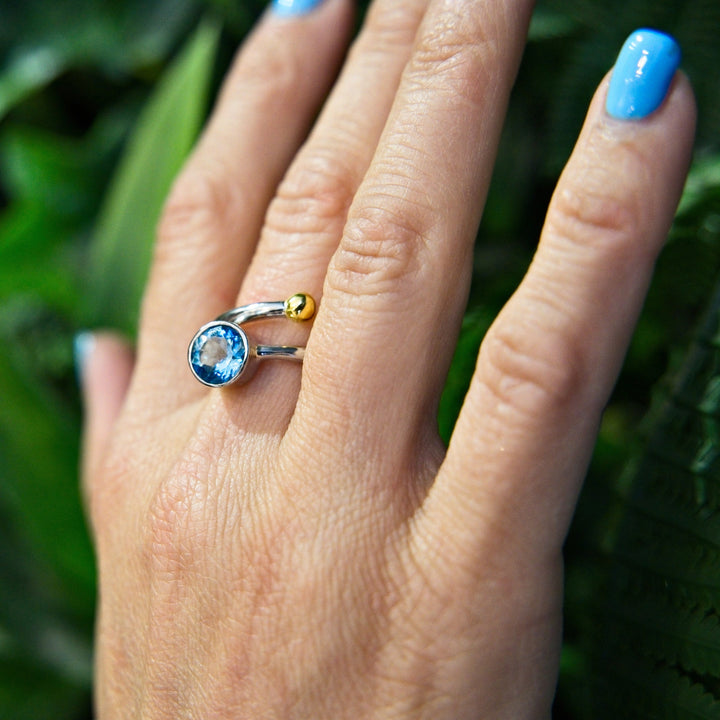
<box><xmin>284</xmin><ymin>293</ymin><xmax>316</xmax><ymax>321</ymax></box>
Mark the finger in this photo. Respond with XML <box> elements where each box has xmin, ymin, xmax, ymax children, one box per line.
<box><xmin>225</xmin><ymin>0</ymin><xmax>429</xmax><ymax>423</ymax></box>
<box><xmin>77</xmin><ymin>332</ymin><xmax>135</xmax><ymax>493</ymax></box>
<box><xmin>134</xmin><ymin>0</ymin><xmax>354</xmax><ymax>410</ymax></box>
<box><xmin>292</xmin><ymin>0</ymin><xmax>535</xmax><ymax>464</ymax></box>
<box><xmin>239</xmin><ymin>0</ymin><xmax>427</xmax><ymax>303</ymax></box>
<box><xmin>429</xmin><ymin>44</ymin><xmax>696</xmax><ymax>567</ymax></box>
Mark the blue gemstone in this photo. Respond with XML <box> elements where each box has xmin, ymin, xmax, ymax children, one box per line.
<box><xmin>189</xmin><ymin>323</ymin><xmax>248</xmax><ymax>387</ymax></box>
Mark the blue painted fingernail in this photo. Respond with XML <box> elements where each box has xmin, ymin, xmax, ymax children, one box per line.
<box><xmin>73</xmin><ymin>331</ymin><xmax>95</xmax><ymax>388</ymax></box>
<box><xmin>272</xmin><ymin>0</ymin><xmax>324</xmax><ymax>17</ymax></box>
<box><xmin>606</xmin><ymin>29</ymin><xmax>681</xmax><ymax>120</ymax></box>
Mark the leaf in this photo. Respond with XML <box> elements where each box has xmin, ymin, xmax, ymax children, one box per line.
<box><xmin>591</xmin><ymin>280</ymin><xmax>720</xmax><ymax>716</ymax></box>
<box><xmin>0</xmin><ymin>47</ymin><xmax>65</xmax><ymax>120</ymax></box>
<box><xmin>1</xmin><ymin>125</ymin><xmax>107</xmax><ymax>218</ymax></box>
<box><xmin>437</xmin><ymin>309</ymin><xmax>495</xmax><ymax>443</ymax></box>
<box><xmin>679</xmin><ymin>155</ymin><xmax>720</xmax><ymax>217</ymax></box>
<box><xmin>0</xmin><ymin>497</ymin><xmax>93</xmax><ymax>703</ymax></box>
<box><xmin>0</xmin><ymin>0</ymin><xmax>200</xmax><ymax>119</ymax></box>
<box><xmin>0</xmin><ymin>203</ymin><xmax>81</xmax><ymax>313</ymax></box>
<box><xmin>593</xmin><ymin>660</ymin><xmax>720</xmax><ymax>719</ymax></box>
<box><xmin>527</xmin><ymin>7</ymin><xmax>580</xmax><ymax>41</ymax></box>
<box><xmin>87</xmin><ymin>19</ymin><xmax>219</xmax><ymax>335</ymax></box>
<box><xmin>0</xmin><ymin>339</ymin><xmax>94</xmax><ymax>616</ymax></box>
<box><xmin>0</xmin><ymin>654</ymin><xmax>90</xmax><ymax>720</ymax></box>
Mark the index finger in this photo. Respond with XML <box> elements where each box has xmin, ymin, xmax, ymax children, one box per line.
<box><xmin>134</xmin><ymin>0</ymin><xmax>354</xmax><ymax>412</ymax></box>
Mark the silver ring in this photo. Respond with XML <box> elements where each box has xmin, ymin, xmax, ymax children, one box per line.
<box><xmin>188</xmin><ymin>293</ymin><xmax>315</xmax><ymax>387</ymax></box>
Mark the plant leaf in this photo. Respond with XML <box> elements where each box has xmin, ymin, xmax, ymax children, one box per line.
<box><xmin>0</xmin><ymin>335</ymin><xmax>94</xmax><ymax>614</ymax></box>
<box><xmin>87</xmin><ymin>19</ymin><xmax>219</xmax><ymax>335</ymax></box>
<box><xmin>0</xmin><ymin>0</ymin><xmax>199</xmax><ymax>119</ymax></box>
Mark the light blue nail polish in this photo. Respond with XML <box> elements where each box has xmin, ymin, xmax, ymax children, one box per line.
<box><xmin>73</xmin><ymin>332</ymin><xmax>95</xmax><ymax>387</ymax></box>
<box><xmin>606</xmin><ymin>29</ymin><xmax>681</xmax><ymax>120</ymax></box>
<box><xmin>272</xmin><ymin>0</ymin><xmax>324</xmax><ymax>17</ymax></box>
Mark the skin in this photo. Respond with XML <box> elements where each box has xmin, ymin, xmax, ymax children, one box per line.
<box><xmin>79</xmin><ymin>0</ymin><xmax>696</xmax><ymax>717</ymax></box>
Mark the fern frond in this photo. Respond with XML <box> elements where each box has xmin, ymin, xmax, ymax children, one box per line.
<box><xmin>592</xmin><ymin>277</ymin><xmax>720</xmax><ymax>715</ymax></box>
<box><xmin>594</xmin><ymin>661</ymin><xmax>720</xmax><ymax>719</ymax></box>
<box><xmin>602</xmin><ymin>588</ymin><xmax>720</xmax><ymax>675</ymax></box>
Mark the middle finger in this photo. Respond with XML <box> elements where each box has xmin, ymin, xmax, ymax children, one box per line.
<box><xmin>240</xmin><ymin>0</ymin><xmax>430</xmax><ymax>304</ymax></box>
<box><xmin>293</xmin><ymin>0</ymin><xmax>535</xmax><ymax>471</ymax></box>
<box><xmin>220</xmin><ymin>0</ymin><xmax>432</xmax><ymax>424</ymax></box>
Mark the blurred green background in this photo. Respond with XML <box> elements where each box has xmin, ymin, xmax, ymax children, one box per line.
<box><xmin>0</xmin><ymin>0</ymin><xmax>718</xmax><ymax>718</ymax></box>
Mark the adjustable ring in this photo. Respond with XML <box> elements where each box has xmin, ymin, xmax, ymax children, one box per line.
<box><xmin>188</xmin><ymin>293</ymin><xmax>315</xmax><ymax>387</ymax></box>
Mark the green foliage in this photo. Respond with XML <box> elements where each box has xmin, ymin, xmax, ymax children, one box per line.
<box><xmin>536</xmin><ymin>0</ymin><xmax>720</xmax><ymax>171</ymax></box>
<box><xmin>589</xmin><ymin>195</ymin><xmax>720</xmax><ymax>717</ymax></box>
<box><xmin>87</xmin><ymin>20</ymin><xmax>220</xmax><ymax>335</ymax></box>
<box><xmin>0</xmin><ymin>0</ymin><xmax>718</xmax><ymax>718</ymax></box>
<box><xmin>0</xmin><ymin>0</ymin><xmax>200</xmax><ymax>119</ymax></box>
<box><xmin>0</xmin><ymin>3</ymin><xmax>222</xmax><ymax>716</ymax></box>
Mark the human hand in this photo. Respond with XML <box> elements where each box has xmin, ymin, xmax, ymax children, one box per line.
<box><xmin>79</xmin><ymin>0</ymin><xmax>696</xmax><ymax>716</ymax></box>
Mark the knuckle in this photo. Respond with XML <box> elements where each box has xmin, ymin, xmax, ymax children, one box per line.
<box><xmin>144</xmin><ymin>459</ymin><xmax>211</xmax><ymax>577</ymax></box>
<box><xmin>358</xmin><ymin>0</ymin><xmax>424</xmax><ymax>55</ymax></box>
<box><xmin>547</xmin><ymin>136</ymin><xmax>652</xmax><ymax>254</ymax></box>
<box><xmin>231</xmin><ymin>30</ymin><xmax>306</xmax><ymax>115</ymax></box>
<box><xmin>547</xmin><ymin>182</ymin><xmax>640</xmax><ymax>250</ymax></box>
<box><xmin>266</xmin><ymin>150</ymin><xmax>356</xmax><ymax>237</ymax></box>
<box><xmin>84</xmin><ymin>421</ymin><xmax>149</xmax><ymax>544</ymax></box>
<box><xmin>157</xmin><ymin>163</ymin><xmax>244</xmax><ymax>255</ymax></box>
<box><xmin>85</xmin><ymin>453</ymin><xmax>130</xmax><ymax>542</ymax></box>
<box><xmin>328</xmin><ymin>203</ymin><xmax>427</xmax><ymax>296</ymax></box>
<box><xmin>408</xmin><ymin>10</ymin><xmax>500</xmax><ymax>107</ymax></box>
<box><xmin>477</xmin><ymin>312</ymin><xmax>586</xmax><ymax>422</ymax></box>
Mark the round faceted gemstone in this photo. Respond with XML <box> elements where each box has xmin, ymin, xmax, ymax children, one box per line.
<box><xmin>189</xmin><ymin>322</ymin><xmax>249</xmax><ymax>387</ymax></box>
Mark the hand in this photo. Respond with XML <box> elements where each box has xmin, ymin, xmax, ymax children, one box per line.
<box><xmin>79</xmin><ymin>1</ymin><xmax>696</xmax><ymax>717</ymax></box>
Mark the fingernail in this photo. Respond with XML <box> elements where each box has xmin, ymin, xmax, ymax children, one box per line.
<box><xmin>73</xmin><ymin>332</ymin><xmax>95</xmax><ymax>388</ymax></box>
<box><xmin>606</xmin><ymin>29</ymin><xmax>681</xmax><ymax>120</ymax></box>
<box><xmin>272</xmin><ymin>0</ymin><xmax>324</xmax><ymax>16</ymax></box>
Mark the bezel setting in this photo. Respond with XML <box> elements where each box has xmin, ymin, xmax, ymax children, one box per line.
<box><xmin>188</xmin><ymin>321</ymin><xmax>250</xmax><ymax>387</ymax></box>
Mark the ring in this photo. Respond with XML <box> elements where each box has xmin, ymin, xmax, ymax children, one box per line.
<box><xmin>188</xmin><ymin>293</ymin><xmax>316</xmax><ymax>387</ymax></box>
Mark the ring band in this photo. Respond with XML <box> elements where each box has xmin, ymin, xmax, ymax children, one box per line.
<box><xmin>188</xmin><ymin>293</ymin><xmax>315</xmax><ymax>387</ymax></box>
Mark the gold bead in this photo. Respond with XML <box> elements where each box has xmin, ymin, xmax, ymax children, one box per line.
<box><xmin>284</xmin><ymin>293</ymin><xmax>316</xmax><ymax>321</ymax></box>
